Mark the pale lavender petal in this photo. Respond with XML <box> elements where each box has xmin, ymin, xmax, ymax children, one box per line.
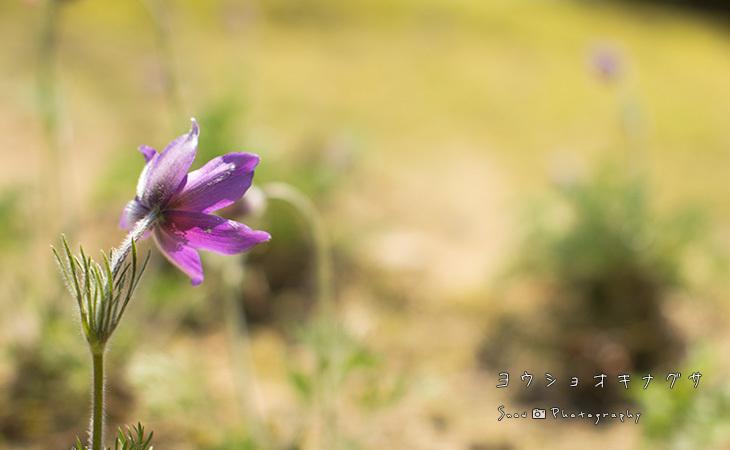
<box><xmin>167</xmin><ymin>152</ymin><xmax>260</xmax><ymax>213</ymax></box>
<box><xmin>153</xmin><ymin>226</ymin><xmax>204</xmax><ymax>286</ymax></box>
<box><xmin>135</xmin><ymin>152</ymin><xmax>158</xmax><ymax>201</ymax></box>
<box><xmin>139</xmin><ymin>145</ymin><xmax>158</xmax><ymax>163</ymax></box>
<box><xmin>119</xmin><ymin>200</ymin><xmax>150</xmax><ymax>230</ymax></box>
<box><xmin>160</xmin><ymin>210</ymin><xmax>270</xmax><ymax>255</ymax></box>
<box><xmin>139</xmin><ymin>119</ymin><xmax>200</xmax><ymax>208</ymax></box>
<box><xmin>135</xmin><ymin>147</ymin><xmax>159</xmax><ymax>200</ymax></box>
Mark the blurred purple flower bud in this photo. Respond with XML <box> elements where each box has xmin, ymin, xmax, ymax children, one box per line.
<box><xmin>589</xmin><ymin>44</ymin><xmax>622</xmax><ymax>82</ymax></box>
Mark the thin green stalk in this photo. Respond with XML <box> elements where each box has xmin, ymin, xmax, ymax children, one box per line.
<box><xmin>221</xmin><ymin>259</ymin><xmax>263</xmax><ymax>443</ymax></box>
<box><xmin>611</xmin><ymin>67</ymin><xmax>647</xmax><ymax>185</ymax></box>
<box><xmin>140</xmin><ymin>0</ymin><xmax>185</xmax><ymax>128</ymax></box>
<box><xmin>262</xmin><ymin>183</ymin><xmax>337</xmax><ymax>448</ymax></box>
<box><xmin>91</xmin><ymin>347</ymin><xmax>106</xmax><ymax>450</ymax></box>
<box><xmin>38</xmin><ymin>0</ymin><xmax>67</xmax><ymax>233</ymax></box>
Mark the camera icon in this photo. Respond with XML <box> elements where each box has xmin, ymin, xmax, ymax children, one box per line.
<box><xmin>532</xmin><ymin>408</ymin><xmax>546</xmax><ymax>419</ymax></box>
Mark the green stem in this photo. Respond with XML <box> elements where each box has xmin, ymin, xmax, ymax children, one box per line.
<box><xmin>38</xmin><ymin>0</ymin><xmax>65</xmax><ymax>235</ymax></box>
<box><xmin>221</xmin><ymin>262</ymin><xmax>263</xmax><ymax>442</ymax></box>
<box><xmin>261</xmin><ymin>183</ymin><xmax>337</xmax><ymax>448</ymax></box>
<box><xmin>86</xmin><ymin>212</ymin><xmax>156</xmax><ymax>450</ymax></box>
<box><xmin>91</xmin><ymin>347</ymin><xmax>106</xmax><ymax>450</ymax></box>
<box><xmin>140</xmin><ymin>0</ymin><xmax>185</xmax><ymax>128</ymax></box>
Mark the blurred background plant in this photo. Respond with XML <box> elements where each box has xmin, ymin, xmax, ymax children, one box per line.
<box><xmin>630</xmin><ymin>344</ymin><xmax>730</xmax><ymax>449</ymax></box>
<box><xmin>3</xmin><ymin>0</ymin><xmax>730</xmax><ymax>448</ymax></box>
<box><xmin>476</xmin><ymin>19</ymin><xmax>727</xmax><ymax>427</ymax></box>
<box><xmin>479</xmin><ymin>160</ymin><xmax>710</xmax><ymax>409</ymax></box>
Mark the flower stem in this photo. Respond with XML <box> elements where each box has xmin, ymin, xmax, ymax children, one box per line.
<box><xmin>140</xmin><ymin>0</ymin><xmax>185</xmax><ymax>128</ymax></box>
<box><xmin>86</xmin><ymin>211</ymin><xmax>157</xmax><ymax>449</ymax></box>
<box><xmin>38</xmin><ymin>0</ymin><xmax>64</xmax><ymax>230</ymax></box>
<box><xmin>220</xmin><ymin>259</ymin><xmax>263</xmax><ymax>442</ymax></box>
<box><xmin>261</xmin><ymin>183</ymin><xmax>338</xmax><ymax>448</ymax></box>
<box><xmin>90</xmin><ymin>346</ymin><xmax>106</xmax><ymax>450</ymax></box>
<box><xmin>111</xmin><ymin>210</ymin><xmax>159</xmax><ymax>277</ymax></box>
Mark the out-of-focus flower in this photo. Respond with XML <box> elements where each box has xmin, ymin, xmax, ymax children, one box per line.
<box><xmin>120</xmin><ymin>119</ymin><xmax>270</xmax><ymax>285</ymax></box>
<box><xmin>589</xmin><ymin>44</ymin><xmax>622</xmax><ymax>83</ymax></box>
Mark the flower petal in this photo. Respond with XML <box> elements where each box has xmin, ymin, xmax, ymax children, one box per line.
<box><xmin>153</xmin><ymin>226</ymin><xmax>205</xmax><ymax>286</ymax></box>
<box><xmin>167</xmin><ymin>152</ymin><xmax>260</xmax><ymax>213</ymax></box>
<box><xmin>135</xmin><ymin>152</ymin><xmax>158</xmax><ymax>201</ymax></box>
<box><xmin>160</xmin><ymin>210</ymin><xmax>270</xmax><ymax>255</ymax></box>
<box><xmin>135</xmin><ymin>147</ymin><xmax>160</xmax><ymax>200</ymax></box>
<box><xmin>139</xmin><ymin>145</ymin><xmax>158</xmax><ymax>163</ymax></box>
<box><xmin>120</xmin><ymin>199</ymin><xmax>150</xmax><ymax>230</ymax></box>
<box><xmin>139</xmin><ymin>119</ymin><xmax>200</xmax><ymax>208</ymax></box>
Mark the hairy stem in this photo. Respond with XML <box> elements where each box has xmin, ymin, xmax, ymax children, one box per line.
<box><xmin>90</xmin><ymin>347</ymin><xmax>106</xmax><ymax>450</ymax></box>
<box><xmin>86</xmin><ymin>211</ymin><xmax>157</xmax><ymax>449</ymax></box>
<box><xmin>111</xmin><ymin>210</ymin><xmax>159</xmax><ymax>278</ymax></box>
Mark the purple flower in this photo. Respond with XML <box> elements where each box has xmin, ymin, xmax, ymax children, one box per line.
<box><xmin>120</xmin><ymin>119</ymin><xmax>270</xmax><ymax>286</ymax></box>
<box><xmin>589</xmin><ymin>44</ymin><xmax>622</xmax><ymax>83</ymax></box>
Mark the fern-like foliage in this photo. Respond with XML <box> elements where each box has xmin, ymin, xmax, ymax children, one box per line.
<box><xmin>114</xmin><ymin>423</ymin><xmax>154</xmax><ymax>450</ymax></box>
<box><xmin>70</xmin><ymin>423</ymin><xmax>154</xmax><ymax>450</ymax></box>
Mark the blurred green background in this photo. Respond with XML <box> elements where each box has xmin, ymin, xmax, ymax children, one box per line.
<box><xmin>2</xmin><ymin>0</ymin><xmax>730</xmax><ymax>448</ymax></box>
